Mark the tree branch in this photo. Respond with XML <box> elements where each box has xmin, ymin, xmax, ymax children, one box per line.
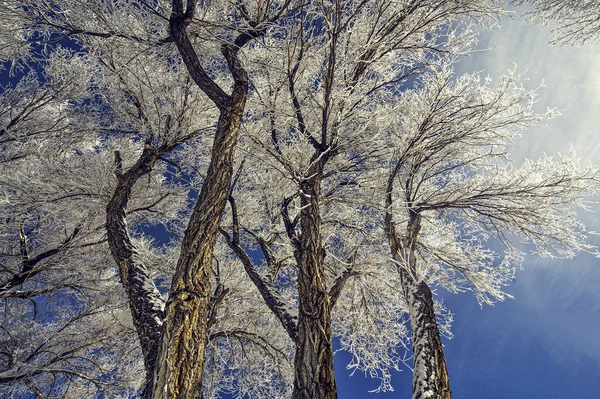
<box><xmin>169</xmin><ymin>1</ymin><xmax>231</xmax><ymax>111</ymax></box>
<box><xmin>219</xmin><ymin>228</ymin><xmax>298</xmax><ymax>341</ymax></box>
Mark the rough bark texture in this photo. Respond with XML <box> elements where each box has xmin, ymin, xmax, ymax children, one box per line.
<box><xmin>291</xmin><ymin>162</ymin><xmax>337</xmax><ymax>399</ymax></box>
<box><xmin>387</xmin><ymin>213</ymin><xmax>452</xmax><ymax>399</ymax></box>
<box><xmin>385</xmin><ymin>160</ymin><xmax>452</xmax><ymax>399</ymax></box>
<box><xmin>106</xmin><ymin>146</ymin><xmax>165</xmax><ymax>399</ymax></box>
<box><xmin>405</xmin><ymin>277</ymin><xmax>452</xmax><ymax>399</ymax></box>
<box><xmin>152</xmin><ymin>5</ymin><xmax>250</xmax><ymax>398</ymax></box>
<box><xmin>152</xmin><ymin>101</ymin><xmax>245</xmax><ymax>399</ymax></box>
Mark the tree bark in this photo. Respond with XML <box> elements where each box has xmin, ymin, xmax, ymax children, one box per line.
<box><xmin>152</xmin><ymin>99</ymin><xmax>245</xmax><ymax>399</ymax></box>
<box><xmin>385</xmin><ymin>158</ymin><xmax>452</xmax><ymax>399</ymax></box>
<box><xmin>387</xmin><ymin>212</ymin><xmax>452</xmax><ymax>399</ymax></box>
<box><xmin>106</xmin><ymin>146</ymin><xmax>165</xmax><ymax>399</ymax></box>
<box><xmin>393</xmin><ymin>250</ymin><xmax>452</xmax><ymax>399</ymax></box>
<box><xmin>221</xmin><ymin>227</ymin><xmax>299</xmax><ymax>341</ymax></box>
<box><xmin>404</xmin><ymin>277</ymin><xmax>452</xmax><ymax>399</ymax></box>
<box><xmin>152</xmin><ymin>6</ymin><xmax>251</xmax><ymax>398</ymax></box>
<box><xmin>291</xmin><ymin>164</ymin><xmax>337</xmax><ymax>399</ymax></box>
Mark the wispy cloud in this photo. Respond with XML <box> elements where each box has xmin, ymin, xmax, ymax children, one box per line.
<box><xmin>458</xmin><ymin>16</ymin><xmax>600</xmax><ymax>164</ymax></box>
<box><xmin>454</xmin><ymin>13</ymin><xmax>600</xmax><ymax>369</ymax></box>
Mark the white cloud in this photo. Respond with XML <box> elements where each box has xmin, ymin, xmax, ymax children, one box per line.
<box><xmin>458</xmin><ymin>16</ymin><xmax>600</xmax><ymax>164</ymax></box>
<box><xmin>453</xmin><ymin>14</ymin><xmax>600</xmax><ymax>367</ymax></box>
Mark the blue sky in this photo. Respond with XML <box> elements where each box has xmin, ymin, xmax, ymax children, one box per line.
<box><xmin>333</xmin><ymin>14</ymin><xmax>600</xmax><ymax>399</ymax></box>
<box><xmin>335</xmin><ymin>252</ymin><xmax>600</xmax><ymax>398</ymax></box>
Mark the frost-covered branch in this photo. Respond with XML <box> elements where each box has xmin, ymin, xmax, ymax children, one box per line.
<box><xmin>219</xmin><ymin>226</ymin><xmax>298</xmax><ymax>341</ymax></box>
<box><xmin>514</xmin><ymin>0</ymin><xmax>600</xmax><ymax>44</ymax></box>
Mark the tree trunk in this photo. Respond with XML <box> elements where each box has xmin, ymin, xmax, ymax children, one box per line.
<box><xmin>106</xmin><ymin>147</ymin><xmax>165</xmax><ymax>399</ymax></box>
<box><xmin>292</xmin><ymin>168</ymin><xmax>337</xmax><ymax>399</ymax></box>
<box><xmin>152</xmin><ymin>99</ymin><xmax>245</xmax><ymax>399</ymax></box>
<box><xmin>151</xmin><ymin>4</ymin><xmax>252</xmax><ymax>398</ymax></box>
<box><xmin>387</xmin><ymin>206</ymin><xmax>451</xmax><ymax>399</ymax></box>
<box><xmin>403</xmin><ymin>274</ymin><xmax>452</xmax><ymax>399</ymax></box>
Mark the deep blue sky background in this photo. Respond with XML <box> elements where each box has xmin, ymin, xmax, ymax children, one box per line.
<box><xmin>334</xmin><ymin>250</ymin><xmax>600</xmax><ymax>398</ymax></box>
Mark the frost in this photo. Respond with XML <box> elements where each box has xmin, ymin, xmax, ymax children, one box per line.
<box><xmin>1</xmin><ymin>0</ymin><xmax>598</xmax><ymax>398</ymax></box>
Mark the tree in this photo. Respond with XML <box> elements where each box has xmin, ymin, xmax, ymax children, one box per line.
<box><xmin>2</xmin><ymin>0</ymin><xmax>300</xmax><ymax>397</ymax></box>
<box><xmin>154</xmin><ymin>1</ymin><xmax>298</xmax><ymax>397</ymax></box>
<box><xmin>0</xmin><ymin>42</ymin><xmax>295</xmax><ymax>398</ymax></box>
<box><xmin>513</xmin><ymin>0</ymin><xmax>600</xmax><ymax>44</ymax></box>
<box><xmin>378</xmin><ymin>64</ymin><xmax>598</xmax><ymax>398</ymax></box>
<box><xmin>1</xmin><ymin>2</ymin><xmax>294</xmax><ymax>397</ymax></box>
<box><xmin>0</xmin><ymin>49</ymin><xmax>147</xmax><ymax>397</ymax></box>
